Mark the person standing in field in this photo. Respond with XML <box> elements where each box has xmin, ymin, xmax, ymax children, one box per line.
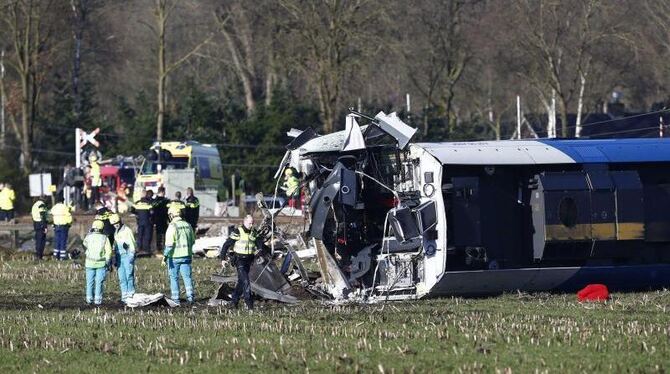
<box><xmin>153</xmin><ymin>187</ymin><xmax>170</xmax><ymax>256</ymax></box>
<box><xmin>0</xmin><ymin>183</ymin><xmax>17</xmax><ymax>222</ymax></box>
<box><xmin>168</xmin><ymin>191</ymin><xmax>185</xmax><ymax>215</ymax></box>
<box><xmin>31</xmin><ymin>197</ymin><xmax>48</xmax><ymax>260</ymax></box>
<box><xmin>83</xmin><ymin>220</ymin><xmax>112</xmax><ymax>305</ymax></box>
<box><xmin>50</xmin><ymin>197</ymin><xmax>73</xmax><ymax>261</ymax></box>
<box><xmin>184</xmin><ymin>187</ymin><xmax>200</xmax><ymax>231</ymax></box>
<box><xmin>132</xmin><ymin>189</ymin><xmax>154</xmax><ymax>254</ymax></box>
<box><xmin>110</xmin><ymin>213</ymin><xmax>136</xmax><ymax>303</ymax></box>
<box><xmin>162</xmin><ymin>205</ymin><xmax>195</xmax><ymax>305</ymax></box>
<box><xmin>219</xmin><ymin>215</ymin><xmax>267</xmax><ymax>310</ymax></box>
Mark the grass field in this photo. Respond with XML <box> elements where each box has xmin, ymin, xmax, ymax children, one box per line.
<box><xmin>0</xmin><ymin>253</ymin><xmax>669</xmax><ymax>373</ymax></box>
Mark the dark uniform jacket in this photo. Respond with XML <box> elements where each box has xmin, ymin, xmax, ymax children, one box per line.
<box><xmin>184</xmin><ymin>195</ymin><xmax>200</xmax><ymax>229</ymax></box>
<box><xmin>132</xmin><ymin>197</ymin><xmax>154</xmax><ymax>226</ymax></box>
<box><xmin>152</xmin><ymin>196</ymin><xmax>170</xmax><ymax>228</ymax></box>
<box><xmin>94</xmin><ymin>207</ymin><xmax>116</xmax><ymax>242</ymax></box>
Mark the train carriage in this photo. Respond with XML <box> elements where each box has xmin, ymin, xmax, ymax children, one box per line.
<box><xmin>288</xmin><ymin>112</ymin><xmax>670</xmax><ymax>300</ymax></box>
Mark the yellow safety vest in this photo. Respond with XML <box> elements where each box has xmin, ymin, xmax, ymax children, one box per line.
<box><xmin>95</xmin><ymin>210</ymin><xmax>111</xmax><ymax>222</ymax></box>
<box><xmin>31</xmin><ymin>201</ymin><xmax>47</xmax><ymax>222</ymax></box>
<box><xmin>0</xmin><ymin>188</ymin><xmax>16</xmax><ymax>210</ymax></box>
<box><xmin>185</xmin><ymin>197</ymin><xmax>199</xmax><ymax>209</ymax></box>
<box><xmin>50</xmin><ymin>203</ymin><xmax>73</xmax><ymax>226</ymax></box>
<box><xmin>164</xmin><ymin>217</ymin><xmax>194</xmax><ymax>258</ymax></box>
<box><xmin>90</xmin><ymin>162</ymin><xmax>102</xmax><ymax>187</ymax></box>
<box><xmin>83</xmin><ymin>232</ymin><xmax>112</xmax><ymax>268</ymax></box>
<box><xmin>168</xmin><ymin>200</ymin><xmax>185</xmax><ymax>211</ymax></box>
<box><xmin>232</xmin><ymin>226</ymin><xmax>258</xmax><ymax>255</ymax></box>
<box><xmin>283</xmin><ymin>176</ymin><xmax>300</xmax><ymax>197</ymax></box>
<box><xmin>114</xmin><ymin>225</ymin><xmax>137</xmax><ymax>255</ymax></box>
<box><xmin>133</xmin><ymin>199</ymin><xmax>153</xmax><ymax>211</ymax></box>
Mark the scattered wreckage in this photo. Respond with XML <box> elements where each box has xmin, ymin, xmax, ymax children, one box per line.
<box><xmin>211</xmin><ymin>108</ymin><xmax>670</xmax><ymax>305</ymax></box>
<box><xmin>211</xmin><ymin>109</ymin><xmax>432</xmax><ymax>304</ymax></box>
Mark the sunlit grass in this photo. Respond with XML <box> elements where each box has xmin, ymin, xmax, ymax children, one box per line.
<box><xmin>0</xmin><ymin>254</ymin><xmax>668</xmax><ymax>372</ymax></box>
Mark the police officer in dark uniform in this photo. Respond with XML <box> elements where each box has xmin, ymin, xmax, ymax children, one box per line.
<box><xmin>132</xmin><ymin>189</ymin><xmax>154</xmax><ymax>254</ymax></box>
<box><xmin>31</xmin><ymin>197</ymin><xmax>48</xmax><ymax>260</ymax></box>
<box><xmin>184</xmin><ymin>187</ymin><xmax>200</xmax><ymax>230</ymax></box>
<box><xmin>153</xmin><ymin>187</ymin><xmax>170</xmax><ymax>255</ymax></box>
<box><xmin>219</xmin><ymin>215</ymin><xmax>267</xmax><ymax>310</ymax></box>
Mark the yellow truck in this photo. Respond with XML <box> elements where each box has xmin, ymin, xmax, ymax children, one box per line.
<box><xmin>134</xmin><ymin>141</ymin><xmax>222</xmax><ymax>201</ymax></box>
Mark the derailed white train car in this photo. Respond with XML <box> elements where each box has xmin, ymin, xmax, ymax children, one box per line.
<box><xmin>281</xmin><ymin>111</ymin><xmax>670</xmax><ymax>301</ymax></box>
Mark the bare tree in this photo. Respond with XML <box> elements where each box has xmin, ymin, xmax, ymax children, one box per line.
<box><xmin>152</xmin><ymin>0</ymin><xmax>211</xmax><ymax>142</ymax></box>
<box><xmin>0</xmin><ymin>0</ymin><xmax>62</xmax><ymax>172</ymax></box>
<box><xmin>214</xmin><ymin>1</ymin><xmax>278</xmax><ymax>115</ymax></box>
<box><xmin>512</xmin><ymin>0</ymin><xmax>627</xmax><ymax>137</ymax></box>
<box><xmin>278</xmin><ymin>0</ymin><xmax>386</xmax><ymax>133</ymax></box>
<box><xmin>70</xmin><ymin>0</ymin><xmax>96</xmax><ymax>121</ymax></box>
<box><xmin>405</xmin><ymin>0</ymin><xmax>470</xmax><ymax>135</ymax></box>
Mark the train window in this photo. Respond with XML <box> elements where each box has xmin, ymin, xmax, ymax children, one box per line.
<box><xmin>558</xmin><ymin>197</ymin><xmax>578</xmax><ymax>228</ymax></box>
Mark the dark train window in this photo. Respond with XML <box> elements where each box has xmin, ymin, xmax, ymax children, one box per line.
<box><xmin>558</xmin><ymin>197</ymin><xmax>578</xmax><ymax>228</ymax></box>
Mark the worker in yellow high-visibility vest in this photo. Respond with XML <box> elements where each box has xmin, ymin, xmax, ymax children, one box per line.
<box><xmin>162</xmin><ymin>205</ymin><xmax>195</xmax><ymax>305</ymax></box>
<box><xmin>110</xmin><ymin>213</ymin><xmax>136</xmax><ymax>302</ymax></box>
<box><xmin>281</xmin><ymin>168</ymin><xmax>300</xmax><ymax>209</ymax></box>
<box><xmin>89</xmin><ymin>154</ymin><xmax>102</xmax><ymax>204</ymax></box>
<box><xmin>31</xmin><ymin>197</ymin><xmax>48</xmax><ymax>260</ymax></box>
<box><xmin>50</xmin><ymin>198</ymin><xmax>73</xmax><ymax>260</ymax></box>
<box><xmin>0</xmin><ymin>183</ymin><xmax>16</xmax><ymax>222</ymax></box>
<box><xmin>83</xmin><ymin>220</ymin><xmax>112</xmax><ymax>305</ymax></box>
<box><xmin>219</xmin><ymin>215</ymin><xmax>267</xmax><ymax>310</ymax></box>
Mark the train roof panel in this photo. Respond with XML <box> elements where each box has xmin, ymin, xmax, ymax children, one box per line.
<box><xmin>417</xmin><ymin>138</ymin><xmax>670</xmax><ymax>165</ymax></box>
<box><xmin>417</xmin><ymin>140</ymin><xmax>575</xmax><ymax>165</ymax></box>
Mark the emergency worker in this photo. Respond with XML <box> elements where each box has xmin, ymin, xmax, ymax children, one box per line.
<box><xmin>83</xmin><ymin>220</ymin><xmax>112</xmax><ymax>305</ymax></box>
<box><xmin>132</xmin><ymin>189</ymin><xmax>154</xmax><ymax>253</ymax></box>
<box><xmin>110</xmin><ymin>213</ymin><xmax>136</xmax><ymax>302</ymax></box>
<box><xmin>94</xmin><ymin>202</ymin><xmax>115</xmax><ymax>246</ymax></box>
<box><xmin>31</xmin><ymin>197</ymin><xmax>48</xmax><ymax>260</ymax></box>
<box><xmin>219</xmin><ymin>215</ymin><xmax>266</xmax><ymax>310</ymax></box>
<box><xmin>184</xmin><ymin>187</ymin><xmax>200</xmax><ymax>230</ymax></box>
<box><xmin>50</xmin><ymin>198</ymin><xmax>73</xmax><ymax>260</ymax></box>
<box><xmin>153</xmin><ymin>187</ymin><xmax>170</xmax><ymax>255</ymax></box>
<box><xmin>162</xmin><ymin>205</ymin><xmax>195</xmax><ymax>305</ymax></box>
<box><xmin>281</xmin><ymin>168</ymin><xmax>300</xmax><ymax>208</ymax></box>
<box><xmin>0</xmin><ymin>183</ymin><xmax>16</xmax><ymax>221</ymax></box>
<box><xmin>168</xmin><ymin>191</ymin><xmax>185</xmax><ymax>215</ymax></box>
<box><xmin>89</xmin><ymin>154</ymin><xmax>102</xmax><ymax>204</ymax></box>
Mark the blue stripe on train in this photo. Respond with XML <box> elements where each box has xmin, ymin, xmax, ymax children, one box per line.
<box><xmin>538</xmin><ymin>138</ymin><xmax>670</xmax><ymax>164</ymax></box>
<box><xmin>555</xmin><ymin>264</ymin><xmax>670</xmax><ymax>292</ymax></box>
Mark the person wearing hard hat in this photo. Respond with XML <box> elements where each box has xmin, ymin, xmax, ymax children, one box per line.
<box><xmin>94</xmin><ymin>201</ymin><xmax>115</xmax><ymax>246</ymax></box>
<box><xmin>31</xmin><ymin>197</ymin><xmax>48</xmax><ymax>260</ymax></box>
<box><xmin>50</xmin><ymin>197</ymin><xmax>73</xmax><ymax>260</ymax></box>
<box><xmin>110</xmin><ymin>213</ymin><xmax>136</xmax><ymax>302</ymax></box>
<box><xmin>83</xmin><ymin>220</ymin><xmax>112</xmax><ymax>305</ymax></box>
<box><xmin>281</xmin><ymin>168</ymin><xmax>300</xmax><ymax>209</ymax></box>
<box><xmin>162</xmin><ymin>205</ymin><xmax>195</xmax><ymax>305</ymax></box>
<box><xmin>0</xmin><ymin>182</ymin><xmax>16</xmax><ymax>222</ymax></box>
<box><xmin>219</xmin><ymin>214</ymin><xmax>267</xmax><ymax>310</ymax></box>
<box><xmin>89</xmin><ymin>154</ymin><xmax>102</xmax><ymax>205</ymax></box>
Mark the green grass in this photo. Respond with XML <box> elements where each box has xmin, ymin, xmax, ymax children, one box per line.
<box><xmin>0</xmin><ymin>254</ymin><xmax>669</xmax><ymax>372</ymax></box>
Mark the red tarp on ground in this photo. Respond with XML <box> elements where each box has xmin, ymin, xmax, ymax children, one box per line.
<box><xmin>577</xmin><ymin>284</ymin><xmax>610</xmax><ymax>302</ymax></box>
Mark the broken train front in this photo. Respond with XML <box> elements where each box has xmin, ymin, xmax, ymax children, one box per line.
<box><xmin>277</xmin><ymin>111</ymin><xmax>670</xmax><ymax>302</ymax></box>
<box><xmin>280</xmin><ymin>111</ymin><xmax>444</xmax><ymax>302</ymax></box>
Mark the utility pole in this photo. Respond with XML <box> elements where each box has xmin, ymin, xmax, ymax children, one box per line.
<box><xmin>516</xmin><ymin>95</ymin><xmax>522</xmax><ymax>139</ymax></box>
<box><xmin>0</xmin><ymin>50</ymin><xmax>5</xmax><ymax>150</ymax></box>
